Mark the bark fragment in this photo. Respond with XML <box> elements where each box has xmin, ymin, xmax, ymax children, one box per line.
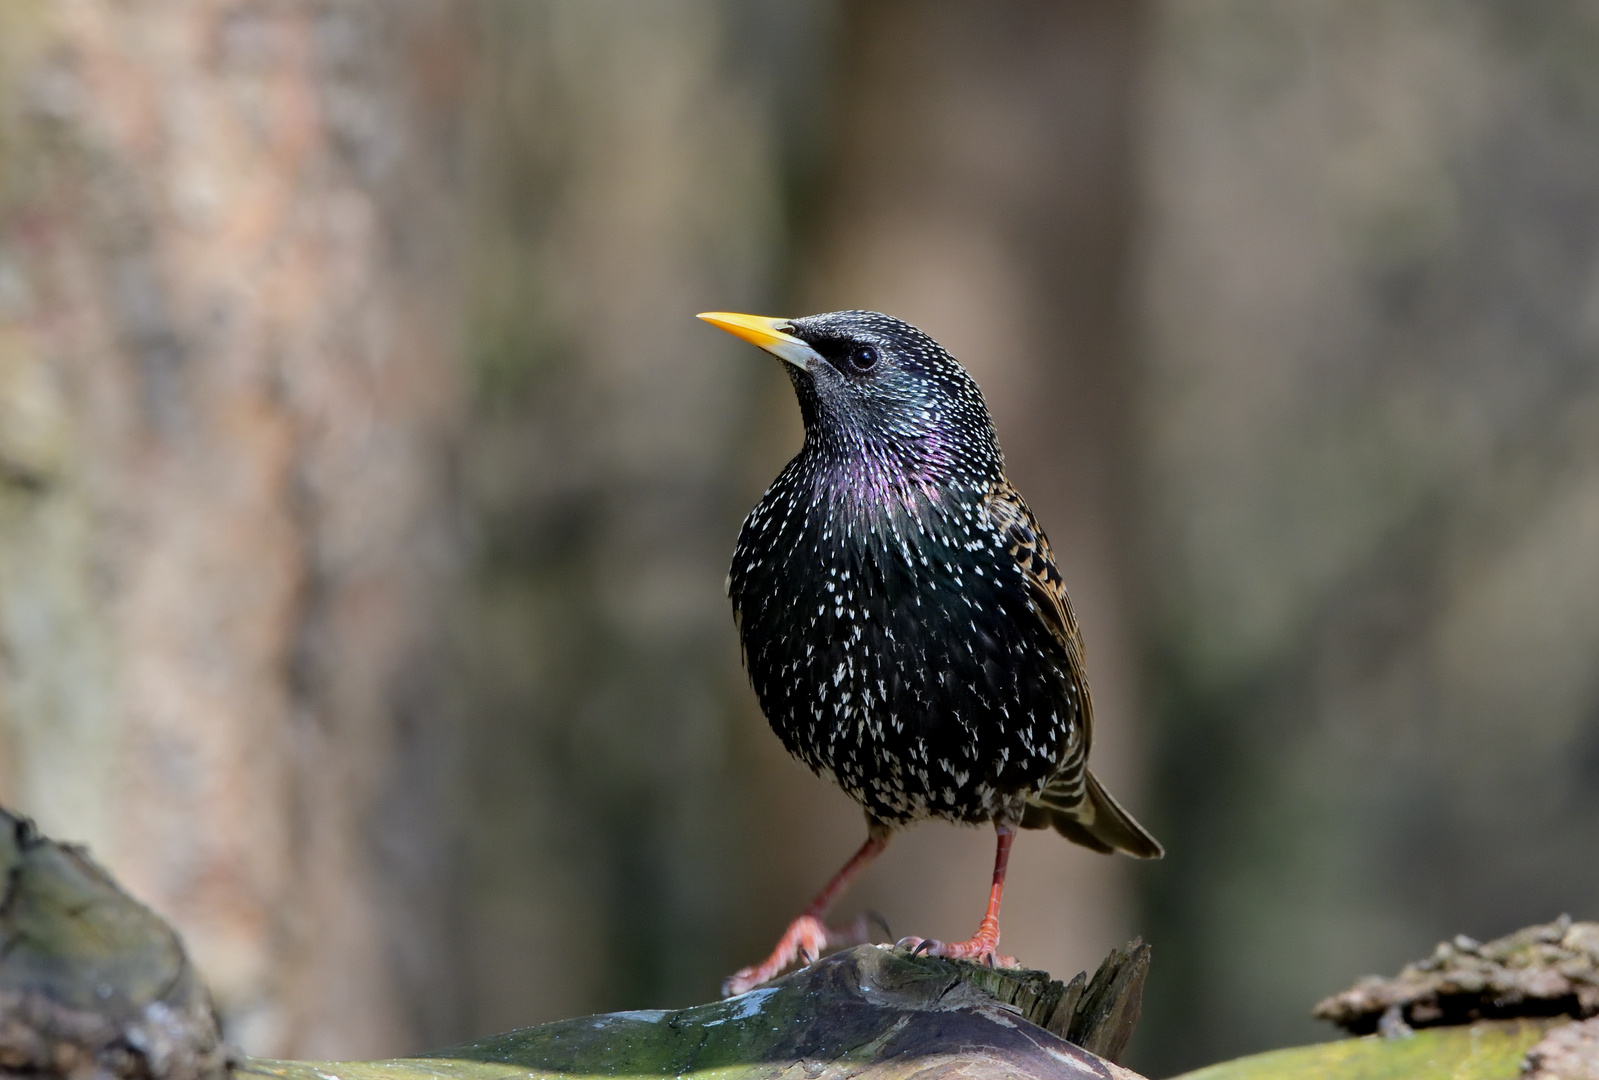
<box><xmin>0</xmin><ymin>809</ymin><xmax>227</xmax><ymax>1080</ymax></box>
<box><xmin>1315</xmin><ymin>918</ymin><xmax>1599</xmax><ymax>1035</ymax></box>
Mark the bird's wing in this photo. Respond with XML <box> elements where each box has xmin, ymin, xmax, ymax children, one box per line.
<box><xmin>981</xmin><ymin>480</ymin><xmax>1093</xmax><ymax>785</ymax></box>
<box><xmin>985</xmin><ymin>481</ymin><xmax>1165</xmax><ymax>859</ymax></box>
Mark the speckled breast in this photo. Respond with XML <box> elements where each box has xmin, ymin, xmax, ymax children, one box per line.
<box><xmin>729</xmin><ymin>469</ymin><xmax>1081</xmax><ymax>825</ymax></box>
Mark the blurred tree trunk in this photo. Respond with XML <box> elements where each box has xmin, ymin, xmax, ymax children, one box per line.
<box><xmin>0</xmin><ymin>1</ymin><xmax>469</xmax><ymax>1059</ymax></box>
<box><xmin>778</xmin><ymin>0</ymin><xmax>1155</xmax><ymax>992</ymax></box>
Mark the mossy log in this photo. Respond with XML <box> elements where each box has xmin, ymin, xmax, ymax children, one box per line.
<box><xmin>246</xmin><ymin>947</ymin><xmax>1147</xmax><ymax>1080</ymax></box>
<box><xmin>4</xmin><ymin>805</ymin><xmax>1151</xmax><ymax>1080</ymax></box>
<box><xmin>5</xmin><ymin>804</ymin><xmax>1597</xmax><ymax>1080</ymax></box>
<box><xmin>1168</xmin><ymin>1019</ymin><xmax>1560</xmax><ymax>1080</ymax></box>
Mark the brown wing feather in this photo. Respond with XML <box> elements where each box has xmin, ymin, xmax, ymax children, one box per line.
<box><xmin>982</xmin><ymin>480</ymin><xmax>1093</xmax><ymax>745</ymax></box>
<box><xmin>983</xmin><ymin>481</ymin><xmax>1163</xmax><ymax>859</ymax></box>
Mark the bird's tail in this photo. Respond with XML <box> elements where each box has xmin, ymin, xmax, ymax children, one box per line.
<box><xmin>1025</xmin><ymin>769</ymin><xmax>1164</xmax><ymax>859</ymax></box>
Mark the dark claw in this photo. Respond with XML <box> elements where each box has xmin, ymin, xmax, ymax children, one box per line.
<box><xmin>866</xmin><ymin>910</ymin><xmax>893</xmax><ymax>942</ymax></box>
<box><xmin>911</xmin><ymin>939</ymin><xmax>938</xmax><ymax>958</ymax></box>
<box><xmin>985</xmin><ymin>952</ymin><xmax>997</xmax><ymax>969</ymax></box>
<box><xmin>798</xmin><ymin>945</ymin><xmax>817</xmax><ymax>966</ymax></box>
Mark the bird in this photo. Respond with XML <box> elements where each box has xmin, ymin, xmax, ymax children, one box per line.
<box><xmin>699</xmin><ymin>309</ymin><xmax>1162</xmax><ymax>997</ymax></box>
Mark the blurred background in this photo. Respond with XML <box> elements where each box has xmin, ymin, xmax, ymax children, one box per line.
<box><xmin>1</xmin><ymin>2</ymin><xmax>1597</xmax><ymax>1076</ymax></box>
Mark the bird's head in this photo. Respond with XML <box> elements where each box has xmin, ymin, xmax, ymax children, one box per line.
<box><xmin>699</xmin><ymin>309</ymin><xmax>1002</xmax><ymax>491</ymax></box>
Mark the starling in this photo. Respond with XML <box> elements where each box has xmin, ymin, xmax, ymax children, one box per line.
<box><xmin>700</xmin><ymin>310</ymin><xmax>1162</xmax><ymax>997</ymax></box>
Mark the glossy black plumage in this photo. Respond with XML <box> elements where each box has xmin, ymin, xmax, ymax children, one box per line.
<box><xmin>726</xmin><ymin>310</ymin><xmax>1160</xmax><ymax>857</ymax></box>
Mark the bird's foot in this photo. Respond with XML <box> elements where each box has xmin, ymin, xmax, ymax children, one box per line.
<box><xmin>722</xmin><ymin>912</ymin><xmax>879</xmax><ymax>997</ymax></box>
<box><xmin>895</xmin><ymin>927</ymin><xmax>1017</xmax><ymax>969</ymax></box>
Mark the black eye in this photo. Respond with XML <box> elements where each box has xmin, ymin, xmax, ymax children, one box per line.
<box><xmin>848</xmin><ymin>345</ymin><xmax>879</xmax><ymax>372</ymax></box>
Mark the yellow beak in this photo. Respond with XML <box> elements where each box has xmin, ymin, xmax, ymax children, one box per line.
<box><xmin>697</xmin><ymin>311</ymin><xmax>819</xmax><ymax>372</ymax></box>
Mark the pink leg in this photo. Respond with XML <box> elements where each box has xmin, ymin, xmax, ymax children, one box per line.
<box><xmin>897</xmin><ymin>822</ymin><xmax>1019</xmax><ymax>968</ymax></box>
<box><xmin>723</xmin><ymin>823</ymin><xmax>890</xmax><ymax>996</ymax></box>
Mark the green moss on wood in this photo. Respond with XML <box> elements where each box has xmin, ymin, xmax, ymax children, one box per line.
<box><xmin>1170</xmin><ymin>1019</ymin><xmax>1557</xmax><ymax>1080</ymax></box>
<box><xmin>240</xmin><ymin>946</ymin><xmax>1146</xmax><ymax>1080</ymax></box>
